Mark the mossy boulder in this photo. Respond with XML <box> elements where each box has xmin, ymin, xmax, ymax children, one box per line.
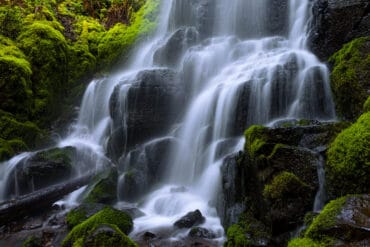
<box><xmin>329</xmin><ymin>37</ymin><xmax>370</xmax><ymax>121</ymax></box>
<box><xmin>4</xmin><ymin>146</ymin><xmax>76</xmax><ymax>197</ymax></box>
<box><xmin>303</xmin><ymin>195</ymin><xmax>370</xmax><ymax>245</ymax></box>
<box><xmin>17</xmin><ymin>21</ymin><xmax>69</xmax><ymax>125</ymax></box>
<box><xmin>326</xmin><ymin>112</ymin><xmax>370</xmax><ymax>197</ymax></box>
<box><xmin>66</xmin><ymin>203</ymin><xmax>106</xmax><ymax>229</ymax></box>
<box><xmin>62</xmin><ymin>206</ymin><xmax>134</xmax><ymax>247</ymax></box>
<box><xmin>288</xmin><ymin>238</ymin><xmax>326</xmax><ymax>247</ymax></box>
<box><xmin>83</xmin><ymin>168</ymin><xmax>118</xmax><ymax>204</ymax></box>
<box><xmin>0</xmin><ymin>6</ymin><xmax>23</xmax><ymax>39</ymax></box>
<box><xmin>22</xmin><ymin>236</ymin><xmax>42</xmax><ymax>247</ymax></box>
<box><xmin>0</xmin><ymin>36</ymin><xmax>33</xmax><ymax>116</ymax></box>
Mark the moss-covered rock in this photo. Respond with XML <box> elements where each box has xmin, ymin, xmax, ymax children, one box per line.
<box><xmin>0</xmin><ymin>6</ymin><xmax>23</xmax><ymax>39</ymax></box>
<box><xmin>326</xmin><ymin>112</ymin><xmax>370</xmax><ymax>197</ymax></box>
<box><xmin>330</xmin><ymin>37</ymin><xmax>370</xmax><ymax>121</ymax></box>
<box><xmin>83</xmin><ymin>168</ymin><xmax>118</xmax><ymax>204</ymax></box>
<box><xmin>288</xmin><ymin>238</ymin><xmax>326</xmax><ymax>247</ymax></box>
<box><xmin>0</xmin><ymin>36</ymin><xmax>33</xmax><ymax>116</ymax></box>
<box><xmin>225</xmin><ymin>224</ymin><xmax>251</xmax><ymax>247</ymax></box>
<box><xmin>263</xmin><ymin>172</ymin><xmax>310</xmax><ymax>201</ymax></box>
<box><xmin>83</xmin><ymin>224</ymin><xmax>137</xmax><ymax>247</ymax></box>
<box><xmin>66</xmin><ymin>203</ymin><xmax>106</xmax><ymax>229</ymax></box>
<box><xmin>17</xmin><ymin>21</ymin><xmax>69</xmax><ymax>126</ymax></box>
<box><xmin>62</xmin><ymin>206</ymin><xmax>134</xmax><ymax>247</ymax></box>
<box><xmin>244</xmin><ymin>125</ymin><xmax>269</xmax><ymax>159</ymax></box>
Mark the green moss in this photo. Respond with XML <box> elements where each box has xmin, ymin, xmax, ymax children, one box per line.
<box><xmin>305</xmin><ymin>196</ymin><xmax>347</xmax><ymax>240</ymax></box>
<box><xmin>35</xmin><ymin>147</ymin><xmax>74</xmax><ymax>165</ymax></box>
<box><xmin>22</xmin><ymin>236</ymin><xmax>42</xmax><ymax>247</ymax></box>
<box><xmin>244</xmin><ymin>125</ymin><xmax>269</xmax><ymax>158</ymax></box>
<box><xmin>364</xmin><ymin>96</ymin><xmax>370</xmax><ymax>112</ymax></box>
<box><xmin>225</xmin><ymin>224</ymin><xmax>251</xmax><ymax>247</ymax></box>
<box><xmin>263</xmin><ymin>172</ymin><xmax>309</xmax><ymax>200</ymax></box>
<box><xmin>0</xmin><ymin>114</ymin><xmax>42</xmax><ymax>148</ymax></box>
<box><xmin>83</xmin><ymin>169</ymin><xmax>118</xmax><ymax>204</ymax></box>
<box><xmin>326</xmin><ymin>112</ymin><xmax>370</xmax><ymax>196</ymax></box>
<box><xmin>67</xmin><ymin>207</ymin><xmax>88</xmax><ymax>229</ymax></box>
<box><xmin>329</xmin><ymin>37</ymin><xmax>370</xmax><ymax>121</ymax></box>
<box><xmin>17</xmin><ymin>21</ymin><xmax>69</xmax><ymax>125</ymax></box>
<box><xmin>62</xmin><ymin>207</ymin><xmax>134</xmax><ymax>247</ymax></box>
<box><xmin>0</xmin><ymin>6</ymin><xmax>23</xmax><ymax>39</ymax></box>
<box><xmin>288</xmin><ymin>238</ymin><xmax>326</xmax><ymax>247</ymax></box>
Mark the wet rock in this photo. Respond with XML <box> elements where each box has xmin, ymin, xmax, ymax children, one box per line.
<box><xmin>174</xmin><ymin>210</ymin><xmax>205</xmax><ymax>229</ymax></box>
<box><xmin>154</xmin><ymin>27</ymin><xmax>199</xmax><ymax>67</ymax></box>
<box><xmin>66</xmin><ymin>203</ymin><xmax>106</xmax><ymax>228</ymax></box>
<box><xmin>189</xmin><ymin>227</ymin><xmax>216</xmax><ymax>239</ymax></box>
<box><xmin>84</xmin><ymin>224</ymin><xmax>136</xmax><ymax>247</ymax></box>
<box><xmin>5</xmin><ymin>147</ymin><xmax>76</xmax><ymax>197</ymax></box>
<box><xmin>170</xmin><ymin>186</ymin><xmax>188</xmax><ymax>193</ymax></box>
<box><xmin>118</xmin><ymin>137</ymin><xmax>179</xmax><ymax>201</ymax></box>
<box><xmin>108</xmin><ymin>69</ymin><xmax>185</xmax><ymax>161</ymax></box>
<box><xmin>143</xmin><ymin>231</ymin><xmax>157</xmax><ymax>241</ymax></box>
<box><xmin>309</xmin><ymin>0</ymin><xmax>370</xmax><ymax>60</ymax></box>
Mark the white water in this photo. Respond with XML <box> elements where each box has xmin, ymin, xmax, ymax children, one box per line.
<box><xmin>0</xmin><ymin>0</ymin><xmax>336</xmax><ymax>245</ymax></box>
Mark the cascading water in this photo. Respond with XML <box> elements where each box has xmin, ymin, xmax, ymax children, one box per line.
<box><xmin>0</xmin><ymin>0</ymin><xmax>336</xmax><ymax>245</ymax></box>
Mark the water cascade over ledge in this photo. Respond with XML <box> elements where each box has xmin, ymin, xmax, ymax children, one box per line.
<box><xmin>0</xmin><ymin>0</ymin><xmax>336</xmax><ymax>245</ymax></box>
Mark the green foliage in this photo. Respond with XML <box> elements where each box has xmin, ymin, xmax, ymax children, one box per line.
<box><xmin>305</xmin><ymin>196</ymin><xmax>347</xmax><ymax>240</ymax></box>
<box><xmin>263</xmin><ymin>172</ymin><xmax>309</xmax><ymax>200</ymax></box>
<box><xmin>97</xmin><ymin>0</ymin><xmax>159</xmax><ymax>70</ymax></box>
<box><xmin>329</xmin><ymin>37</ymin><xmax>370</xmax><ymax>121</ymax></box>
<box><xmin>364</xmin><ymin>96</ymin><xmax>370</xmax><ymax>112</ymax></box>
<box><xmin>226</xmin><ymin>224</ymin><xmax>251</xmax><ymax>247</ymax></box>
<box><xmin>326</xmin><ymin>112</ymin><xmax>370</xmax><ymax>196</ymax></box>
<box><xmin>244</xmin><ymin>125</ymin><xmax>268</xmax><ymax>158</ymax></box>
<box><xmin>62</xmin><ymin>207</ymin><xmax>134</xmax><ymax>247</ymax></box>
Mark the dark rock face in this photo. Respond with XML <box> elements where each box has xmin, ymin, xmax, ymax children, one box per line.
<box><xmin>174</xmin><ymin>209</ymin><xmax>205</xmax><ymax>229</ymax></box>
<box><xmin>5</xmin><ymin>147</ymin><xmax>76</xmax><ymax>198</ymax></box>
<box><xmin>108</xmin><ymin>69</ymin><xmax>185</xmax><ymax>161</ymax></box>
<box><xmin>118</xmin><ymin>137</ymin><xmax>179</xmax><ymax>201</ymax></box>
<box><xmin>309</xmin><ymin>0</ymin><xmax>370</xmax><ymax>60</ymax></box>
<box><xmin>154</xmin><ymin>27</ymin><xmax>199</xmax><ymax>67</ymax></box>
<box><xmin>266</xmin><ymin>0</ymin><xmax>289</xmax><ymax>36</ymax></box>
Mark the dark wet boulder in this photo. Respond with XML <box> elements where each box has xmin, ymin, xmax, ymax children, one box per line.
<box><xmin>108</xmin><ymin>69</ymin><xmax>185</xmax><ymax>161</ymax></box>
<box><xmin>309</xmin><ymin>0</ymin><xmax>370</xmax><ymax>60</ymax></box>
<box><xmin>5</xmin><ymin>147</ymin><xmax>76</xmax><ymax>197</ymax></box>
<box><xmin>154</xmin><ymin>27</ymin><xmax>198</xmax><ymax>67</ymax></box>
<box><xmin>174</xmin><ymin>210</ymin><xmax>205</xmax><ymax>229</ymax></box>
<box><xmin>189</xmin><ymin>227</ymin><xmax>216</xmax><ymax>239</ymax></box>
<box><xmin>118</xmin><ymin>137</ymin><xmax>179</xmax><ymax>201</ymax></box>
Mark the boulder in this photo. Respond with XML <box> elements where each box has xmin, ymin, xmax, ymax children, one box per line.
<box><xmin>174</xmin><ymin>210</ymin><xmax>205</xmax><ymax>229</ymax></box>
<box><xmin>189</xmin><ymin>227</ymin><xmax>216</xmax><ymax>239</ymax></box>
<box><xmin>117</xmin><ymin>137</ymin><xmax>179</xmax><ymax>201</ymax></box>
<box><xmin>108</xmin><ymin>69</ymin><xmax>185</xmax><ymax>161</ymax></box>
<box><xmin>154</xmin><ymin>27</ymin><xmax>198</xmax><ymax>67</ymax></box>
<box><xmin>309</xmin><ymin>0</ymin><xmax>370</xmax><ymax>60</ymax></box>
<box><xmin>300</xmin><ymin>195</ymin><xmax>370</xmax><ymax>246</ymax></box>
<box><xmin>5</xmin><ymin>147</ymin><xmax>76</xmax><ymax>198</ymax></box>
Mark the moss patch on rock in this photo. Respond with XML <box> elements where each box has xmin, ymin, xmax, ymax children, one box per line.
<box><xmin>364</xmin><ymin>96</ymin><xmax>370</xmax><ymax>113</ymax></box>
<box><xmin>329</xmin><ymin>36</ymin><xmax>370</xmax><ymax>121</ymax></box>
<box><xmin>326</xmin><ymin>112</ymin><xmax>370</xmax><ymax>197</ymax></box>
<box><xmin>83</xmin><ymin>168</ymin><xmax>118</xmax><ymax>204</ymax></box>
<box><xmin>62</xmin><ymin>206</ymin><xmax>134</xmax><ymax>247</ymax></box>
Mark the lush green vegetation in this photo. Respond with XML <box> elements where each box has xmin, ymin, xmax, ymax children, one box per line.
<box><xmin>62</xmin><ymin>206</ymin><xmax>134</xmax><ymax>246</ymax></box>
<box><xmin>326</xmin><ymin>112</ymin><xmax>370</xmax><ymax>197</ymax></box>
<box><xmin>330</xmin><ymin>36</ymin><xmax>370</xmax><ymax>121</ymax></box>
<box><xmin>0</xmin><ymin>0</ymin><xmax>159</xmax><ymax>161</ymax></box>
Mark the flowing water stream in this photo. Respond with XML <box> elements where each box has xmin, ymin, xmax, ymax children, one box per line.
<box><xmin>0</xmin><ymin>0</ymin><xmax>336</xmax><ymax>245</ymax></box>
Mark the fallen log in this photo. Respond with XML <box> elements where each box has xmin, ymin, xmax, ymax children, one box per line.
<box><xmin>0</xmin><ymin>173</ymin><xmax>93</xmax><ymax>224</ymax></box>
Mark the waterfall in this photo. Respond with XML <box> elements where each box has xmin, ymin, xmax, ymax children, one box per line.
<box><xmin>0</xmin><ymin>0</ymin><xmax>336</xmax><ymax>245</ymax></box>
